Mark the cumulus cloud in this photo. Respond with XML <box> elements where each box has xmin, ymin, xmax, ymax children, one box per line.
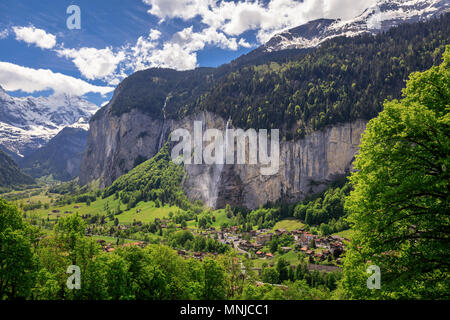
<box><xmin>0</xmin><ymin>29</ymin><xmax>9</xmax><ymax>39</ymax></box>
<box><xmin>12</xmin><ymin>25</ymin><xmax>57</xmax><ymax>49</ymax></box>
<box><xmin>56</xmin><ymin>47</ymin><xmax>126</xmax><ymax>82</ymax></box>
<box><xmin>125</xmin><ymin>26</ymin><xmax>247</xmax><ymax>71</ymax></box>
<box><xmin>0</xmin><ymin>61</ymin><xmax>114</xmax><ymax>96</ymax></box>
<box><xmin>142</xmin><ymin>0</ymin><xmax>377</xmax><ymax>43</ymax></box>
<box><xmin>149</xmin><ymin>29</ymin><xmax>162</xmax><ymax>40</ymax></box>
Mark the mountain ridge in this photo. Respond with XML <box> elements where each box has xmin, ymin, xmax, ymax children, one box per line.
<box><xmin>0</xmin><ymin>148</ymin><xmax>34</xmax><ymax>189</ymax></box>
<box><xmin>0</xmin><ymin>86</ymin><xmax>98</xmax><ymax>160</ymax></box>
<box><xmin>260</xmin><ymin>0</ymin><xmax>450</xmax><ymax>52</ymax></box>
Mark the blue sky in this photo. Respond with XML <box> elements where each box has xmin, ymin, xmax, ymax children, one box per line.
<box><xmin>0</xmin><ymin>0</ymin><xmax>374</xmax><ymax>106</ymax></box>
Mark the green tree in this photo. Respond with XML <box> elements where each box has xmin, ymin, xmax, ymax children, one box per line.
<box><xmin>202</xmin><ymin>258</ymin><xmax>226</xmax><ymax>300</ymax></box>
<box><xmin>261</xmin><ymin>267</ymin><xmax>279</xmax><ymax>284</ymax></box>
<box><xmin>0</xmin><ymin>199</ymin><xmax>37</xmax><ymax>299</ymax></box>
<box><xmin>342</xmin><ymin>47</ymin><xmax>450</xmax><ymax>299</ymax></box>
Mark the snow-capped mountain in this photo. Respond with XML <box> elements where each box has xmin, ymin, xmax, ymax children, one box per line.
<box><xmin>0</xmin><ymin>85</ymin><xmax>98</xmax><ymax>159</ymax></box>
<box><xmin>262</xmin><ymin>0</ymin><xmax>450</xmax><ymax>52</ymax></box>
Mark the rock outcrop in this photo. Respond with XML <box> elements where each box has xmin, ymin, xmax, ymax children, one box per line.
<box><xmin>80</xmin><ymin>104</ymin><xmax>366</xmax><ymax>209</ymax></box>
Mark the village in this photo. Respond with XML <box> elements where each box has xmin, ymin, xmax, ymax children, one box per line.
<box><xmin>91</xmin><ymin>219</ymin><xmax>347</xmax><ymax>271</ymax></box>
<box><xmin>178</xmin><ymin>225</ymin><xmax>348</xmax><ymax>271</ymax></box>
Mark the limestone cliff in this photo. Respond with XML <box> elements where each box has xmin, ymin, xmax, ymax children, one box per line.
<box><xmin>80</xmin><ymin>105</ymin><xmax>366</xmax><ymax>209</ymax></box>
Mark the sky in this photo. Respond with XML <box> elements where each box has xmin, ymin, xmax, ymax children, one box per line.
<box><xmin>0</xmin><ymin>0</ymin><xmax>376</xmax><ymax>106</ymax></box>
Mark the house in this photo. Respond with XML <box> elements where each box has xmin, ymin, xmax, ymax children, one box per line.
<box><xmin>256</xmin><ymin>233</ymin><xmax>273</xmax><ymax>245</ymax></box>
<box><xmin>275</xmin><ymin>229</ymin><xmax>288</xmax><ymax>236</ymax></box>
<box><xmin>256</xmin><ymin>251</ymin><xmax>265</xmax><ymax>257</ymax></box>
<box><xmin>298</xmin><ymin>232</ymin><xmax>315</xmax><ymax>246</ymax></box>
<box><xmin>265</xmin><ymin>253</ymin><xmax>273</xmax><ymax>258</ymax></box>
<box><xmin>280</xmin><ymin>246</ymin><xmax>292</xmax><ymax>253</ymax></box>
<box><xmin>239</xmin><ymin>240</ymin><xmax>254</xmax><ymax>251</ymax></box>
<box><xmin>316</xmin><ymin>238</ymin><xmax>330</xmax><ymax>249</ymax></box>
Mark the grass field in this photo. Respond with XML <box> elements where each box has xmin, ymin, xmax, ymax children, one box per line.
<box><xmin>332</xmin><ymin>229</ymin><xmax>354</xmax><ymax>240</ymax></box>
<box><xmin>18</xmin><ymin>189</ymin><xmax>184</xmax><ymax>226</ymax></box>
<box><xmin>116</xmin><ymin>201</ymin><xmax>181</xmax><ymax>224</ymax></box>
<box><xmin>272</xmin><ymin>218</ymin><xmax>305</xmax><ymax>231</ymax></box>
<box><xmin>253</xmin><ymin>250</ymin><xmax>303</xmax><ymax>268</ymax></box>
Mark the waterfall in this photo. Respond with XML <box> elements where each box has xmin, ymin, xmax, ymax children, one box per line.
<box><xmin>157</xmin><ymin>98</ymin><xmax>169</xmax><ymax>150</ymax></box>
<box><xmin>209</xmin><ymin>117</ymin><xmax>231</xmax><ymax>208</ymax></box>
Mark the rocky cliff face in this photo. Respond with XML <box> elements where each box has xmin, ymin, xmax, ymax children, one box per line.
<box><xmin>80</xmin><ymin>105</ymin><xmax>366</xmax><ymax>209</ymax></box>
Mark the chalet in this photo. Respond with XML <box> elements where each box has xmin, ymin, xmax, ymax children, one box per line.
<box><xmin>316</xmin><ymin>238</ymin><xmax>330</xmax><ymax>249</ymax></box>
<box><xmin>298</xmin><ymin>232</ymin><xmax>315</xmax><ymax>246</ymax></box>
<box><xmin>314</xmin><ymin>252</ymin><xmax>324</xmax><ymax>261</ymax></box>
<box><xmin>275</xmin><ymin>229</ymin><xmax>288</xmax><ymax>236</ymax></box>
<box><xmin>280</xmin><ymin>246</ymin><xmax>292</xmax><ymax>253</ymax></box>
<box><xmin>256</xmin><ymin>233</ymin><xmax>272</xmax><ymax>245</ymax></box>
<box><xmin>239</xmin><ymin>240</ymin><xmax>254</xmax><ymax>251</ymax></box>
<box><xmin>256</xmin><ymin>251</ymin><xmax>265</xmax><ymax>257</ymax></box>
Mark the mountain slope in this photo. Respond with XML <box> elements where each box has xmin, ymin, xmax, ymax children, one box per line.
<box><xmin>20</xmin><ymin>120</ymin><xmax>89</xmax><ymax>181</ymax></box>
<box><xmin>261</xmin><ymin>0</ymin><xmax>449</xmax><ymax>52</ymax></box>
<box><xmin>187</xmin><ymin>14</ymin><xmax>450</xmax><ymax>138</ymax></box>
<box><xmin>0</xmin><ymin>86</ymin><xmax>98</xmax><ymax>160</ymax></box>
<box><xmin>0</xmin><ymin>148</ymin><xmax>34</xmax><ymax>188</ymax></box>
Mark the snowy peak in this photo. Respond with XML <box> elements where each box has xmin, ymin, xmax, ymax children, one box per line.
<box><xmin>0</xmin><ymin>89</ymin><xmax>98</xmax><ymax>158</ymax></box>
<box><xmin>262</xmin><ymin>0</ymin><xmax>450</xmax><ymax>52</ymax></box>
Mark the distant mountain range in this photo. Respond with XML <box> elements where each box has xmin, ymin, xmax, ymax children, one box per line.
<box><xmin>20</xmin><ymin>125</ymin><xmax>89</xmax><ymax>182</ymax></box>
<box><xmin>260</xmin><ymin>0</ymin><xmax>449</xmax><ymax>52</ymax></box>
<box><xmin>0</xmin><ymin>85</ymin><xmax>97</xmax><ymax>160</ymax></box>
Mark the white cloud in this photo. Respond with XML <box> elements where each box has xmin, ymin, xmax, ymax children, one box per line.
<box><xmin>149</xmin><ymin>29</ymin><xmax>162</xmax><ymax>40</ymax></box>
<box><xmin>0</xmin><ymin>61</ymin><xmax>114</xmax><ymax>96</ymax></box>
<box><xmin>0</xmin><ymin>29</ymin><xmax>9</xmax><ymax>39</ymax></box>
<box><xmin>56</xmin><ymin>46</ymin><xmax>126</xmax><ymax>82</ymax></box>
<box><xmin>126</xmin><ymin>26</ymin><xmax>246</xmax><ymax>71</ymax></box>
<box><xmin>12</xmin><ymin>25</ymin><xmax>56</xmax><ymax>49</ymax></box>
<box><xmin>238</xmin><ymin>38</ymin><xmax>252</xmax><ymax>48</ymax></box>
<box><xmin>143</xmin><ymin>0</ymin><xmax>210</xmax><ymax>21</ymax></box>
<box><xmin>142</xmin><ymin>0</ymin><xmax>377</xmax><ymax>43</ymax></box>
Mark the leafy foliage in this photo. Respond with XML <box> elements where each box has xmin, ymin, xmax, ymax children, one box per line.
<box><xmin>103</xmin><ymin>143</ymin><xmax>191</xmax><ymax>210</ymax></box>
<box><xmin>342</xmin><ymin>47</ymin><xmax>450</xmax><ymax>299</ymax></box>
<box><xmin>293</xmin><ymin>182</ymin><xmax>351</xmax><ymax>235</ymax></box>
